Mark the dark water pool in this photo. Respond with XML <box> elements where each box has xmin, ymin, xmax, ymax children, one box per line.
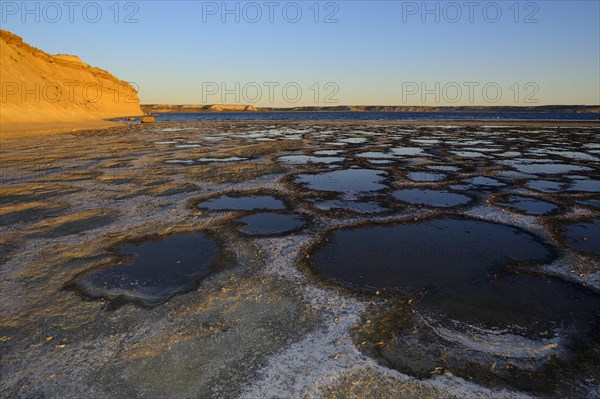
<box><xmin>392</xmin><ymin>189</ymin><xmax>472</xmax><ymax>208</ymax></box>
<box><xmin>197</xmin><ymin>195</ymin><xmax>286</xmax><ymax>211</ymax></box>
<box><xmin>309</xmin><ymin>217</ymin><xmax>598</xmax><ymax>335</ymax></box>
<box><xmin>69</xmin><ymin>233</ymin><xmax>220</xmax><ymax>308</ymax></box>
<box><xmin>494</xmin><ymin>195</ymin><xmax>561</xmax><ymax>215</ymax></box>
<box><xmin>561</xmin><ymin>219</ymin><xmax>600</xmax><ymax>256</ymax></box>
<box><xmin>294</xmin><ymin>169</ymin><xmax>388</xmax><ymax>193</ymax></box>
<box><xmin>236</xmin><ymin>213</ymin><xmax>306</xmax><ymax>235</ymax></box>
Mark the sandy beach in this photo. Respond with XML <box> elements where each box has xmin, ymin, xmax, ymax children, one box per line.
<box><xmin>0</xmin><ymin>120</ymin><xmax>128</xmax><ymax>139</ymax></box>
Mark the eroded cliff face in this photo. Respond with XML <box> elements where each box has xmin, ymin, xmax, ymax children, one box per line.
<box><xmin>0</xmin><ymin>30</ymin><xmax>142</xmax><ymax>124</ymax></box>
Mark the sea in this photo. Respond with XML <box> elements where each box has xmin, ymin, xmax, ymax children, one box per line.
<box><xmin>126</xmin><ymin>111</ymin><xmax>600</xmax><ymax>123</ymax></box>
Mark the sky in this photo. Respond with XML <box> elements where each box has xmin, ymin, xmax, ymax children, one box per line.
<box><xmin>2</xmin><ymin>0</ymin><xmax>599</xmax><ymax>106</ymax></box>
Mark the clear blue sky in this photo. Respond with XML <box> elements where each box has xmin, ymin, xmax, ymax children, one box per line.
<box><xmin>2</xmin><ymin>0</ymin><xmax>599</xmax><ymax>106</ymax></box>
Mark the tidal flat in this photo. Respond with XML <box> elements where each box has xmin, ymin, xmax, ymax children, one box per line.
<box><xmin>1</xmin><ymin>121</ymin><xmax>599</xmax><ymax>398</ymax></box>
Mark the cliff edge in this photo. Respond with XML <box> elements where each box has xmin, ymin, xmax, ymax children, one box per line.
<box><xmin>0</xmin><ymin>30</ymin><xmax>142</xmax><ymax>127</ymax></box>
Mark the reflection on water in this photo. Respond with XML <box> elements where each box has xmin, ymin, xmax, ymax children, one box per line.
<box><xmin>69</xmin><ymin>233</ymin><xmax>220</xmax><ymax>308</ymax></box>
<box><xmin>310</xmin><ymin>218</ymin><xmax>598</xmax><ymax>337</ymax></box>
<box><xmin>236</xmin><ymin>213</ymin><xmax>306</xmax><ymax>235</ymax></box>
<box><xmin>197</xmin><ymin>195</ymin><xmax>286</xmax><ymax>211</ymax></box>
<box><xmin>393</xmin><ymin>189</ymin><xmax>472</xmax><ymax>207</ymax></box>
<box><xmin>294</xmin><ymin>169</ymin><xmax>388</xmax><ymax>193</ymax></box>
<box><xmin>561</xmin><ymin>219</ymin><xmax>600</xmax><ymax>256</ymax></box>
<box><xmin>494</xmin><ymin>195</ymin><xmax>561</xmax><ymax>215</ymax></box>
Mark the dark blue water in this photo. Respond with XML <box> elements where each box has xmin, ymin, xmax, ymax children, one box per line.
<box><xmin>128</xmin><ymin>111</ymin><xmax>600</xmax><ymax>122</ymax></box>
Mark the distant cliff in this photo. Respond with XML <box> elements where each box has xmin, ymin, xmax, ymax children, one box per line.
<box><xmin>142</xmin><ymin>104</ymin><xmax>257</xmax><ymax>113</ymax></box>
<box><xmin>0</xmin><ymin>30</ymin><xmax>142</xmax><ymax>125</ymax></box>
<box><xmin>142</xmin><ymin>104</ymin><xmax>600</xmax><ymax>114</ymax></box>
<box><xmin>258</xmin><ymin>105</ymin><xmax>600</xmax><ymax>113</ymax></box>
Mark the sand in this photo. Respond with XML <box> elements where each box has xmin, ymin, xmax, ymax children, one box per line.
<box><xmin>0</xmin><ymin>120</ymin><xmax>128</xmax><ymax>139</ymax></box>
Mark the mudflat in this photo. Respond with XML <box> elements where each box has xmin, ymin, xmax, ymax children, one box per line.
<box><xmin>1</xmin><ymin>121</ymin><xmax>599</xmax><ymax>398</ymax></box>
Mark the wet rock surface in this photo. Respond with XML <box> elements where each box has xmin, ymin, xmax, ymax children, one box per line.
<box><xmin>352</xmin><ymin>297</ymin><xmax>599</xmax><ymax>398</ymax></box>
<box><xmin>0</xmin><ymin>121</ymin><xmax>599</xmax><ymax>398</ymax></box>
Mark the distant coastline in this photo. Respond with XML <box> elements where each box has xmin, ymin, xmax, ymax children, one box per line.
<box><xmin>142</xmin><ymin>104</ymin><xmax>600</xmax><ymax>114</ymax></box>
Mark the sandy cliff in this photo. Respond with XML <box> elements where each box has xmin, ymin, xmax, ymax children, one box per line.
<box><xmin>0</xmin><ymin>30</ymin><xmax>142</xmax><ymax>127</ymax></box>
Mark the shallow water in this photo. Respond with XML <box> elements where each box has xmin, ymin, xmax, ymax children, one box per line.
<box><xmin>129</xmin><ymin>111</ymin><xmax>600</xmax><ymax>123</ymax></box>
<box><xmin>165</xmin><ymin>159</ymin><xmax>194</xmax><ymax>165</ymax></box>
<box><xmin>503</xmin><ymin>161</ymin><xmax>593</xmax><ymax>175</ymax></box>
<box><xmin>568</xmin><ymin>178</ymin><xmax>600</xmax><ymax>193</ymax></box>
<box><xmin>355</xmin><ymin>151</ymin><xmax>395</xmax><ymax>159</ymax></box>
<box><xmin>411</xmin><ymin>139</ymin><xmax>440</xmax><ymax>145</ymax></box>
<box><xmin>578</xmin><ymin>199</ymin><xmax>600</xmax><ymax>208</ymax></box>
<box><xmin>561</xmin><ymin>219</ymin><xmax>600</xmax><ymax>256</ymax></box>
<box><xmin>426</xmin><ymin>165</ymin><xmax>460</xmax><ymax>172</ymax></box>
<box><xmin>70</xmin><ymin>233</ymin><xmax>220</xmax><ymax>308</ymax></box>
<box><xmin>464</xmin><ymin>176</ymin><xmax>506</xmax><ymax>187</ymax></box>
<box><xmin>406</xmin><ymin>172</ymin><xmax>447</xmax><ymax>182</ymax></box>
<box><xmin>197</xmin><ymin>195</ymin><xmax>286</xmax><ymax>211</ymax></box>
<box><xmin>277</xmin><ymin>155</ymin><xmax>344</xmax><ymax>165</ymax></box>
<box><xmin>236</xmin><ymin>213</ymin><xmax>306</xmax><ymax>235</ymax></box>
<box><xmin>543</xmin><ymin>150</ymin><xmax>599</xmax><ymax>162</ymax></box>
<box><xmin>391</xmin><ymin>147</ymin><xmax>426</xmax><ymax>156</ymax></box>
<box><xmin>313</xmin><ymin>150</ymin><xmax>343</xmax><ymax>156</ymax></box>
<box><xmin>310</xmin><ymin>199</ymin><xmax>389</xmax><ymax>214</ymax></box>
<box><xmin>310</xmin><ymin>217</ymin><xmax>599</xmax><ymax>335</ymax></box>
<box><xmin>339</xmin><ymin>137</ymin><xmax>368</xmax><ymax>144</ymax></box>
<box><xmin>496</xmin><ymin>151</ymin><xmax>522</xmax><ymax>157</ymax></box>
<box><xmin>494</xmin><ymin>195</ymin><xmax>561</xmax><ymax>215</ymax></box>
<box><xmin>197</xmin><ymin>157</ymin><xmax>247</xmax><ymax>163</ymax></box>
<box><xmin>392</xmin><ymin>189</ymin><xmax>472</xmax><ymax>207</ymax></box>
<box><xmin>310</xmin><ymin>218</ymin><xmax>553</xmax><ymax>295</ymax></box>
<box><xmin>294</xmin><ymin>169</ymin><xmax>388</xmax><ymax>193</ymax></box>
<box><xmin>525</xmin><ymin>179</ymin><xmax>566</xmax><ymax>193</ymax></box>
<box><xmin>368</xmin><ymin>159</ymin><xmax>394</xmax><ymax>165</ymax></box>
<box><xmin>450</xmin><ymin>150</ymin><xmax>489</xmax><ymax>158</ymax></box>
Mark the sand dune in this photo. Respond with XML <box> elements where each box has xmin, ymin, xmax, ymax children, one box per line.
<box><xmin>0</xmin><ymin>30</ymin><xmax>142</xmax><ymax>135</ymax></box>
